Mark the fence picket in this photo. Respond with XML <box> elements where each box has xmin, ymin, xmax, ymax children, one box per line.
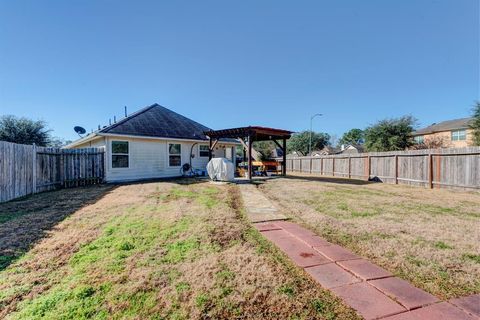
<box><xmin>285</xmin><ymin>147</ymin><xmax>480</xmax><ymax>191</ymax></box>
<box><xmin>0</xmin><ymin>141</ymin><xmax>105</xmax><ymax>202</ymax></box>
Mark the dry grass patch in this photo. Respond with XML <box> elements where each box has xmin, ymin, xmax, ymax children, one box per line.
<box><xmin>260</xmin><ymin>174</ymin><xmax>480</xmax><ymax>299</ymax></box>
<box><xmin>0</xmin><ymin>179</ymin><xmax>359</xmax><ymax>320</ymax></box>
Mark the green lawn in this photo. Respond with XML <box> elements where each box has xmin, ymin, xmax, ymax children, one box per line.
<box><xmin>0</xmin><ymin>180</ymin><xmax>358</xmax><ymax>320</ymax></box>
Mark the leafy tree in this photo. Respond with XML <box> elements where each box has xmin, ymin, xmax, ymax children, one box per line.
<box><xmin>471</xmin><ymin>101</ymin><xmax>480</xmax><ymax>146</ymax></box>
<box><xmin>253</xmin><ymin>141</ymin><xmax>275</xmax><ymax>161</ymax></box>
<box><xmin>364</xmin><ymin>116</ymin><xmax>416</xmax><ymax>152</ymax></box>
<box><xmin>287</xmin><ymin>131</ymin><xmax>330</xmax><ymax>155</ymax></box>
<box><xmin>339</xmin><ymin>128</ymin><xmax>364</xmax><ymax>146</ymax></box>
<box><xmin>0</xmin><ymin>115</ymin><xmax>51</xmax><ymax>146</ymax></box>
<box><xmin>48</xmin><ymin>137</ymin><xmax>73</xmax><ymax>148</ymax></box>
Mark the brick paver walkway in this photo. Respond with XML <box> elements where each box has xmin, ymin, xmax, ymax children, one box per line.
<box><xmin>240</xmin><ymin>185</ymin><xmax>479</xmax><ymax>320</ymax></box>
<box><xmin>254</xmin><ymin>220</ymin><xmax>480</xmax><ymax>320</ymax></box>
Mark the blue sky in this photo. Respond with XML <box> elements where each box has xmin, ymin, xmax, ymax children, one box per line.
<box><xmin>0</xmin><ymin>0</ymin><xmax>478</xmax><ymax>142</ymax></box>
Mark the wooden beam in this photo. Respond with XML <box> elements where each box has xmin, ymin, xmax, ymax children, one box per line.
<box><xmin>282</xmin><ymin>138</ymin><xmax>287</xmax><ymax>176</ymax></box>
<box><xmin>210</xmin><ymin>139</ymin><xmax>219</xmax><ymax>152</ymax></box>
<box><xmin>248</xmin><ymin>135</ymin><xmax>253</xmax><ymax>180</ymax></box>
<box><xmin>208</xmin><ymin>137</ymin><xmax>213</xmax><ymax>160</ymax></box>
<box><xmin>272</xmin><ymin>139</ymin><xmax>282</xmax><ymax>150</ymax></box>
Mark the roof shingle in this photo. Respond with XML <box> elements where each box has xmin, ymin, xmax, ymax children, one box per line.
<box><xmin>100</xmin><ymin>104</ymin><xmax>218</xmax><ymax>141</ymax></box>
<box><xmin>413</xmin><ymin>117</ymin><xmax>473</xmax><ymax>135</ymax></box>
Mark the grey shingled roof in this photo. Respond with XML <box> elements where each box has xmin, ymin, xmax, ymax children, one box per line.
<box><xmin>413</xmin><ymin>117</ymin><xmax>473</xmax><ymax>135</ymax></box>
<box><xmin>100</xmin><ymin>104</ymin><xmax>236</xmax><ymax>142</ymax></box>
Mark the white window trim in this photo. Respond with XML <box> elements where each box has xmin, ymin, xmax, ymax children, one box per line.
<box><xmin>451</xmin><ymin>129</ymin><xmax>467</xmax><ymax>141</ymax></box>
<box><xmin>198</xmin><ymin>144</ymin><xmax>210</xmax><ymax>158</ymax></box>
<box><xmin>168</xmin><ymin>142</ymin><xmax>182</xmax><ymax>168</ymax></box>
<box><xmin>414</xmin><ymin>135</ymin><xmax>424</xmax><ymax>143</ymax></box>
<box><xmin>111</xmin><ymin>140</ymin><xmax>130</xmax><ymax>169</ymax></box>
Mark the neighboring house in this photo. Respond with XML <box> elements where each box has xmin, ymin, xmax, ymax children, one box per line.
<box><xmin>314</xmin><ymin>146</ymin><xmax>341</xmax><ymax>156</ymax></box>
<box><xmin>412</xmin><ymin>118</ymin><xmax>474</xmax><ymax>148</ymax></box>
<box><xmin>339</xmin><ymin>144</ymin><xmax>365</xmax><ymax>154</ymax></box>
<box><xmin>65</xmin><ymin>104</ymin><xmax>240</xmax><ymax>182</ymax></box>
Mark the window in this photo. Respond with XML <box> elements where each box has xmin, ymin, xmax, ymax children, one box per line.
<box><xmin>169</xmin><ymin>143</ymin><xmax>181</xmax><ymax>167</ymax></box>
<box><xmin>451</xmin><ymin>130</ymin><xmax>466</xmax><ymax>141</ymax></box>
<box><xmin>112</xmin><ymin>141</ymin><xmax>129</xmax><ymax>168</ymax></box>
<box><xmin>414</xmin><ymin>135</ymin><xmax>424</xmax><ymax>144</ymax></box>
<box><xmin>199</xmin><ymin>145</ymin><xmax>210</xmax><ymax>157</ymax></box>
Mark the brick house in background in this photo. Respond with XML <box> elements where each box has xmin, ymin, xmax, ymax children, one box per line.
<box><xmin>412</xmin><ymin>117</ymin><xmax>474</xmax><ymax>148</ymax></box>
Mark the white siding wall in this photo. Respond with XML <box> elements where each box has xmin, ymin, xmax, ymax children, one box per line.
<box><xmin>73</xmin><ymin>136</ymin><xmax>237</xmax><ymax>182</ymax></box>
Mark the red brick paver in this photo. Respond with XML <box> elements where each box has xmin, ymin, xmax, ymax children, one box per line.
<box><xmin>383</xmin><ymin>302</ymin><xmax>478</xmax><ymax>320</ymax></box>
<box><xmin>369</xmin><ymin>277</ymin><xmax>439</xmax><ymax>310</ymax></box>
<box><xmin>313</xmin><ymin>243</ymin><xmax>361</xmax><ymax>262</ymax></box>
<box><xmin>305</xmin><ymin>263</ymin><xmax>361</xmax><ymax>289</ymax></box>
<box><xmin>253</xmin><ymin>220</ymin><xmax>475</xmax><ymax>320</ymax></box>
<box><xmin>449</xmin><ymin>294</ymin><xmax>480</xmax><ymax>318</ymax></box>
<box><xmin>332</xmin><ymin>282</ymin><xmax>406</xmax><ymax>320</ymax></box>
<box><xmin>263</xmin><ymin>230</ymin><xmax>330</xmax><ymax>267</ymax></box>
<box><xmin>338</xmin><ymin>259</ymin><xmax>392</xmax><ymax>281</ymax></box>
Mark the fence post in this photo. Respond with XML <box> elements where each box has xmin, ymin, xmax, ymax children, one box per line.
<box><xmin>366</xmin><ymin>155</ymin><xmax>371</xmax><ymax>181</ymax></box>
<box><xmin>32</xmin><ymin>144</ymin><xmax>37</xmax><ymax>194</ymax></box>
<box><xmin>320</xmin><ymin>158</ymin><xmax>323</xmax><ymax>175</ymax></box>
<box><xmin>436</xmin><ymin>154</ymin><xmax>441</xmax><ymax>189</ymax></box>
<box><xmin>310</xmin><ymin>157</ymin><xmax>312</xmax><ymax>174</ymax></box>
<box><xmin>332</xmin><ymin>157</ymin><xmax>335</xmax><ymax>177</ymax></box>
<box><xmin>348</xmin><ymin>156</ymin><xmax>352</xmax><ymax>179</ymax></box>
<box><xmin>428</xmin><ymin>154</ymin><xmax>433</xmax><ymax>189</ymax></box>
<box><xmin>394</xmin><ymin>155</ymin><xmax>399</xmax><ymax>184</ymax></box>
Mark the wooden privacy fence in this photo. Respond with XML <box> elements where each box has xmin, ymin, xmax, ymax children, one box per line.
<box><xmin>0</xmin><ymin>141</ymin><xmax>105</xmax><ymax>203</ymax></box>
<box><xmin>285</xmin><ymin>147</ymin><xmax>480</xmax><ymax>190</ymax></box>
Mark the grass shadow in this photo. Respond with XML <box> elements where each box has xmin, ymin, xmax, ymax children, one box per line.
<box><xmin>0</xmin><ymin>184</ymin><xmax>116</xmax><ymax>271</ymax></box>
<box><xmin>284</xmin><ymin>174</ymin><xmax>375</xmax><ymax>185</ymax></box>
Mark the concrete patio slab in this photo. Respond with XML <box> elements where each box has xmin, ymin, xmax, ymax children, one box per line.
<box><xmin>383</xmin><ymin>302</ymin><xmax>477</xmax><ymax>320</ymax></box>
<box><xmin>449</xmin><ymin>294</ymin><xmax>480</xmax><ymax>318</ymax></box>
<box><xmin>332</xmin><ymin>282</ymin><xmax>406</xmax><ymax>320</ymax></box>
<box><xmin>313</xmin><ymin>244</ymin><xmax>361</xmax><ymax>262</ymax></box>
<box><xmin>369</xmin><ymin>277</ymin><xmax>439</xmax><ymax>310</ymax></box>
<box><xmin>338</xmin><ymin>259</ymin><xmax>392</xmax><ymax>281</ymax></box>
<box><xmin>305</xmin><ymin>263</ymin><xmax>361</xmax><ymax>289</ymax></box>
<box><xmin>239</xmin><ymin>184</ymin><xmax>287</xmax><ymax>222</ymax></box>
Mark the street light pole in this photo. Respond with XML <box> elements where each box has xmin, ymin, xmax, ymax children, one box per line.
<box><xmin>309</xmin><ymin>113</ymin><xmax>323</xmax><ymax>156</ymax></box>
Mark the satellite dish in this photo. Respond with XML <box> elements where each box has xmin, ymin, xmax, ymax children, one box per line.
<box><xmin>74</xmin><ymin>126</ymin><xmax>86</xmax><ymax>137</ymax></box>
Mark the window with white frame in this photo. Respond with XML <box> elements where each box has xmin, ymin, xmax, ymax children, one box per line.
<box><xmin>199</xmin><ymin>145</ymin><xmax>210</xmax><ymax>157</ymax></box>
<box><xmin>451</xmin><ymin>130</ymin><xmax>466</xmax><ymax>141</ymax></box>
<box><xmin>413</xmin><ymin>135</ymin><xmax>424</xmax><ymax>144</ymax></box>
<box><xmin>112</xmin><ymin>141</ymin><xmax>129</xmax><ymax>168</ymax></box>
<box><xmin>169</xmin><ymin>143</ymin><xmax>181</xmax><ymax>167</ymax></box>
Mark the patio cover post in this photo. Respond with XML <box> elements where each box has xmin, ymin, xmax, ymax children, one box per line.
<box><xmin>282</xmin><ymin>138</ymin><xmax>287</xmax><ymax>176</ymax></box>
<box><xmin>208</xmin><ymin>137</ymin><xmax>213</xmax><ymax>160</ymax></box>
<box><xmin>247</xmin><ymin>134</ymin><xmax>253</xmax><ymax>180</ymax></box>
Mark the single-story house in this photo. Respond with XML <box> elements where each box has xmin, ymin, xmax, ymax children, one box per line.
<box><xmin>65</xmin><ymin>104</ymin><xmax>240</xmax><ymax>182</ymax></box>
<box><xmin>312</xmin><ymin>146</ymin><xmax>341</xmax><ymax>156</ymax></box>
<box><xmin>411</xmin><ymin>117</ymin><xmax>474</xmax><ymax>148</ymax></box>
<box><xmin>339</xmin><ymin>144</ymin><xmax>365</xmax><ymax>154</ymax></box>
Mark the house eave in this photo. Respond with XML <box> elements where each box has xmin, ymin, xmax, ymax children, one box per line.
<box><xmin>98</xmin><ymin>133</ymin><xmax>241</xmax><ymax>145</ymax></box>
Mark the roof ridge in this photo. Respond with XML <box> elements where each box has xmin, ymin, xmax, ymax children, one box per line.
<box><xmin>99</xmin><ymin>103</ymin><xmax>158</xmax><ymax>133</ymax></box>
